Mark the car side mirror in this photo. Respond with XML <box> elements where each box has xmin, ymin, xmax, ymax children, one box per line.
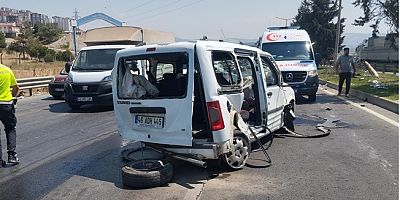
<box><xmin>65</xmin><ymin>62</ymin><xmax>72</xmax><ymax>73</ymax></box>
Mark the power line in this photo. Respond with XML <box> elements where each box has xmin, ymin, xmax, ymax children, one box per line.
<box><xmin>124</xmin><ymin>0</ymin><xmax>182</xmax><ymax>19</ymax></box>
<box><xmin>133</xmin><ymin>0</ymin><xmax>206</xmax><ymax>22</ymax></box>
<box><xmin>122</xmin><ymin>0</ymin><xmax>156</xmax><ymax>13</ymax></box>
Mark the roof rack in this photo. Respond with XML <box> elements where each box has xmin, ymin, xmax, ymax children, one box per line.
<box><xmin>267</xmin><ymin>26</ymin><xmax>300</xmax><ymax>30</ymax></box>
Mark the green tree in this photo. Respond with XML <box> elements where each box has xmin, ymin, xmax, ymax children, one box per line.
<box><xmin>27</xmin><ymin>39</ymin><xmax>41</xmax><ymax>59</ymax></box>
<box><xmin>293</xmin><ymin>0</ymin><xmax>345</xmax><ymax>60</ymax></box>
<box><xmin>14</xmin><ymin>22</ymin><xmax>34</xmax><ymax>60</ymax></box>
<box><xmin>7</xmin><ymin>42</ymin><xmax>21</xmax><ymax>53</ymax></box>
<box><xmin>0</xmin><ymin>32</ymin><xmax>6</xmax><ymax>64</ymax></box>
<box><xmin>44</xmin><ymin>49</ymin><xmax>56</xmax><ymax>62</ymax></box>
<box><xmin>56</xmin><ymin>50</ymin><xmax>74</xmax><ymax>62</ymax></box>
<box><xmin>0</xmin><ymin>33</ymin><xmax>6</xmax><ymax>49</ymax></box>
<box><xmin>37</xmin><ymin>45</ymin><xmax>48</xmax><ymax>61</ymax></box>
<box><xmin>34</xmin><ymin>23</ymin><xmax>62</xmax><ymax>45</ymax></box>
<box><xmin>353</xmin><ymin>0</ymin><xmax>399</xmax><ymax>49</ymax></box>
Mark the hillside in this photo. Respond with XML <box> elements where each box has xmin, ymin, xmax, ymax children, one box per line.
<box><xmin>47</xmin><ymin>32</ymin><xmax>87</xmax><ymax>51</ymax></box>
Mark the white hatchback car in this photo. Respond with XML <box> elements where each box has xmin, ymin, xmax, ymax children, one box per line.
<box><xmin>112</xmin><ymin>41</ymin><xmax>295</xmax><ymax>169</ymax></box>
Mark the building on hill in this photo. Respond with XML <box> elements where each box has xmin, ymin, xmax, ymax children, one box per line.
<box><xmin>31</xmin><ymin>13</ymin><xmax>50</xmax><ymax>25</ymax></box>
<box><xmin>0</xmin><ymin>22</ymin><xmax>20</xmax><ymax>37</ymax></box>
<box><xmin>0</xmin><ymin>7</ymin><xmax>32</xmax><ymax>26</ymax></box>
<box><xmin>52</xmin><ymin>16</ymin><xmax>71</xmax><ymax>32</ymax></box>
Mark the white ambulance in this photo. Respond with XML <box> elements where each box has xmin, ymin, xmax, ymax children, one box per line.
<box><xmin>258</xmin><ymin>26</ymin><xmax>318</xmax><ymax>101</ymax></box>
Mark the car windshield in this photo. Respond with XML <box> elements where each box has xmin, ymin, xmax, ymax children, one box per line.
<box><xmin>73</xmin><ymin>49</ymin><xmax>120</xmax><ymax>70</ymax></box>
<box><xmin>262</xmin><ymin>41</ymin><xmax>314</xmax><ymax>61</ymax></box>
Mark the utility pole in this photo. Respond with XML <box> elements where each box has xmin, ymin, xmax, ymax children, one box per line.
<box><xmin>333</xmin><ymin>0</ymin><xmax>342</xmax><ymax>61</ymax></box>
<box><xmin>72</xmin><ymin>9</ymin><xmax>78</xmax><ymax>56</ymax></box>
<box><xmin>276</xmin><ymin>17</ymin><xmax>295</xmax><ymax>27</ymax></box>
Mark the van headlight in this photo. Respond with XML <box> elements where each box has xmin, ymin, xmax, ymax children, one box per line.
<box><xmin>308</xmin><ymin>70</ymin><xmax>318</xmax><ymax>77</ymax></box>
<box><xmin>102</xmin><ymin>75</ymin><xmax>112</xmax><ymax>82</ymax></box>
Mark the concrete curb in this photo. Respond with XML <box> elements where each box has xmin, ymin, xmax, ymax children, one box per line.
<box><xmin>319</xmin><ymin>80</ymin><xmax>399</xmax><ymax>114</ymax></box>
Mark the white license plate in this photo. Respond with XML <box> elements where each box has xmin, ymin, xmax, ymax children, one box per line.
<box><xmin>55</xmin><ymin>88</ymin><xmax>64</xmax><ymax>92</ymax></box>
<box><xmin>77</xmin><ymin>97</ymin><xmax>93</xmax><ymax>102</ymax></box>
<box><xmin>135</xmin><ymin>115</ymin><xmax>164</xmax><ymax>128</ymax></box>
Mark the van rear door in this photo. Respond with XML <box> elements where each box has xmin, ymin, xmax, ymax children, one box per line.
<box><xmin>114</xmin><ymin>46</ymin><xmax>195</xmax><ymax>146</ymax></box>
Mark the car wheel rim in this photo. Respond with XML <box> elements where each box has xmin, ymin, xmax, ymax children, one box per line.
<box><xmin>224</xmin><ymin>137</ymin><xmax>249</xmax><ymax>169</ymax></box>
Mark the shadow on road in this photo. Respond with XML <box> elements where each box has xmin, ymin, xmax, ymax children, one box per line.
<box><xmin>41</xmin><ymin>96</ymin><xmax>64</xmax><ymax>101</ymax></box>
<box><xmin>48</xmin><ymin>102</ymin><xmax>114</xmax><ymax>113</ymax></box>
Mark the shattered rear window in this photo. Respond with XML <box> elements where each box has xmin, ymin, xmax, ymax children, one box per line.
<box><xmin>117</xmin><ymin>52</ymin><xmax>189</xmax><ymax>99</ymax></box>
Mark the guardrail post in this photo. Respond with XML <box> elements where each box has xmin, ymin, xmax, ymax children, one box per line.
<box><xmin>29</xmin><ymin>88</ymin><xmax>32</xmax><ymax>96</ymax></box>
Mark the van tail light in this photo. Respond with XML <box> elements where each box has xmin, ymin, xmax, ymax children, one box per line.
<box><xmin>207</xmin><ymin>101</ymin><xmax>225</xmax><ymax>131</ymax></box>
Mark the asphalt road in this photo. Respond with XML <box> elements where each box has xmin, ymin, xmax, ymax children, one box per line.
<box><xmin>0</xmin><ymin>86</ymin><xmax>398</xmax><ymax>200</ymax></box>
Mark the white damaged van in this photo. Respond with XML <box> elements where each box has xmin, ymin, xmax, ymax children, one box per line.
<box><xmin>112</xmin><ymin>41</ymin><xmax>295</xmax><ymax>169</ymax></box>
<box><xmin>259</xmin><ymin>26</ymin><xmax>319</xmax><ymax>101</ymax></box>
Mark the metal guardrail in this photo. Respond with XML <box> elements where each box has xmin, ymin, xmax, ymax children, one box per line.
<box><xmin>17</xmin><ymin>76</ymin><xmax>54</xmax><ymax>96</ymax></box>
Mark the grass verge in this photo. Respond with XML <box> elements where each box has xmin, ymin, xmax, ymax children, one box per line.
<box><xmin>318</xmin><ymin>65</ymin><xmax>399</xmax><ymax>101</ymax></box>
<box><xmin>2</xmin><ymin>53</ymin><xmax>64</xmax><ymax>78</ymax></box>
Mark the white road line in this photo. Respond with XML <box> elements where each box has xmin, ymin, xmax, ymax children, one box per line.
<box><xmin>322</xmin><ymin>89</ymin><xmax>399</xmax><ymax>127</ymax></box>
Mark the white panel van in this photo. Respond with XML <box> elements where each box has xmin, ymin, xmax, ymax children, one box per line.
<box><xmin>259</xmin><ymin>27</ymin><xmax>319</xmax><ymax>101</ymax></box>
<box><xmin>112</xmin><ymin>41</ymin><xmax>295</xmax><ymax>169</ymax></box>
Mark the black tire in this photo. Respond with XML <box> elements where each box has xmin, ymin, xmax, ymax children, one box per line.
<box><xmin>284</xmin><ymin>103</ymin><xmax>295</xmax><ymax>131</ymax></box>
<box><xmin>121</xmin><ymin>147</ymin><xmax>164</xmax><ymax>162</ymax></box>
<box><xmin>308</xmin><ymin>93</ymin><xmax>317</xmax><ymax>102</ymax></box>
<box><xmin>121</xmin><ymin>160</ymin><xmax>173</xmax><ymax>188</ymax></box>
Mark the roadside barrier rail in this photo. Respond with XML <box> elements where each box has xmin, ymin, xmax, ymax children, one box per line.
<box><xmin>17</xmin><ymin>76</ymin><xmax>54</xmax><ymax>96</ymax></box>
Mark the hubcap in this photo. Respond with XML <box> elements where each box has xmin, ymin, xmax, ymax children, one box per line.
<box><xmin>224</xmin><ymin>137</ymin><xmax>249</xmax><ymax>169</ymax></box>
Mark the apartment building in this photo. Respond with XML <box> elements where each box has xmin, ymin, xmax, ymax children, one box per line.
<box><xmin>52</xmin><ymin>16</ymin><xmax>71</xmax><ymax>32</ymax></box>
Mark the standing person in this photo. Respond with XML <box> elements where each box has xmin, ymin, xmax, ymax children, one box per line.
<box><xmin>335</xmin><ymin>47</ymin><xmax>356</xmax><ymax>97</ymax></box>
<box><xmin>0</xmin><ymin>64</ymin><xmax>19</xmax><ymax>167</ymax></box>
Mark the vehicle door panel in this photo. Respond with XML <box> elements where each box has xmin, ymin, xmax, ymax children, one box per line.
<box><xmin>260</xmin><ymin>55</ymin><xmax>283</xmax><ymax>130</ymax></box>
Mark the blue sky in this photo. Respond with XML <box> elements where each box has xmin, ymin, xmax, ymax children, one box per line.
<box><xmin>3</xmin><ymin>0</ymin><xmax>391</xmax><ymax>40</ymax></box>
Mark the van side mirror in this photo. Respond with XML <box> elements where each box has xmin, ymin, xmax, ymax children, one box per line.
<box><xmin>65</xmin><ymin>62</ymin><xmax>72</xmax><ymax>73</ymax></box>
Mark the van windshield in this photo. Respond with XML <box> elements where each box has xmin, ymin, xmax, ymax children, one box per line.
<box><xmin>262</xmin><ymin>41</ymin><xmax>314</xmax><ymax>61</ymax></box>
<box><xmin>73</xmin><ymin>49</ymin><xmax>121</xmax><ymax>71</ymax></box>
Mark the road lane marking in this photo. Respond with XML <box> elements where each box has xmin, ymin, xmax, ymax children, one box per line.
<box><xmin>322</xmin><ymin>89</ymin><xmax>399</xmax><ymax>128</ymax></box>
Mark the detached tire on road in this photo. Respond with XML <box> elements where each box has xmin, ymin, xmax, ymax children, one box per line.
<box><xmin>121</xmin><ymin>160</ymin><xmax>173</xmax><ymax>188</ymax></box>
